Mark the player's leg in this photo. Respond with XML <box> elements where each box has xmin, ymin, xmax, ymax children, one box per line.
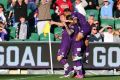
<box><xmin>57</xmin><ymin>41</ymin><xmax>72</xmax><ymax>77</ymax></box>
<box><xmin>72</xmin><ymin>41</ymin><xmax>84</xmax><ymax>79</ymax></box>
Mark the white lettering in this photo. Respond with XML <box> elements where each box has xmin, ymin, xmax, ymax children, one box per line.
<box><xmin>21</xmin><ymin>47</ymin><xmax>35</xmax><ymax>66</ymax></box>
<box><xmin>0</xmin><ymin>46</ymin><xmax>4</xmax><ymax>66</ymax></box>
<box><xmin>6</xmin><ymin>46</ymin><xmax>19</xmax><ymax>66</ymax></box>
<box><xmin>108</xmin><ymin>47</ymin><xmax>120</xmax><ymax>67</ymax></box>
<box><xmin>93</xmin><ymin>47</ymin><xmax>106</xmax><ymax>67</ymax></box>
<box><xmin>37</xmin><ymin>47</ymin><xmax>49</xmax><ymax>66</ymax></box>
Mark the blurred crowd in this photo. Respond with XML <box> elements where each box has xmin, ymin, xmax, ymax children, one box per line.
<box><xmin>0</xmin><ymin>0</ymin><xmax>120</xmax><ymax>42</ymax></box>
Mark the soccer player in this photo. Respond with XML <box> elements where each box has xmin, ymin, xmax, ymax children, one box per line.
<box><xmin>66</xmin><ymin>15</ymin><xmax>84</xmax><ymax>79</ymax></box>
<box><xmin>50</xmin><ymin>9</ymin><xmax>91</xmax><ymax>78</ymax></box>
<box><xmin>63</xmin><ymin>9</ymin><xmax>91</xmax><ymax>78</ymax></box>
<box><xmin>50</xmin><ymin>14</ymin><xmax>73</xmax><ymax>78</ymax></box>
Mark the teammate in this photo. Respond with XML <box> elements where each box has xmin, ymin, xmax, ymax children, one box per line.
<box><xmin>50</xmin><ymin>8</ymin><xmax>91</xmax><ymax>79</ymax></box>
<box><xmin>50</xmin><ymin>14</ymin><xmax>73</xmax><ymax>78</ymax></box>
<box><xmin>62</xmin><ymin>9</ymin><xmax>91</xmax><ymax>78</ymax></box>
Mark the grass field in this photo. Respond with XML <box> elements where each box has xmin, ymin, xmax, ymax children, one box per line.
<box><xmin>0</xmin><ymin>75</ymin><xmax>120</xmax><ymax>80</ymax></box>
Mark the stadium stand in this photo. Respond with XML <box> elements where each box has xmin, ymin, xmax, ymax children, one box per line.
<box><xmin>86</xmin><ymin>9</ymin><xmax>99</xmax><ymax>20</ymax></box>
<box><xmin>54</xmin><ymin>27</ymin><xmax>62</xmax><ymax>41</ymax></box>
<box><xmin>39</xmin><ymin>33</ymin><xmax>54</xmax><ymax>41</ymax></box>
<box><xmin>28</xmin><ymin>33</ymin><xmax>39</xmax><ymax>41</ymax></box>
<box><xmin>8</xmin><ymin>26</ymin><xmax>16</xmax><ymax>40</ymax></box>
<box><xmin>0</xmin><ymin>0</ymin><xmax>7</xmax><ymax>10</ymax></box>
<box><xmin>114</xmin><ymin>19</ymin><xmax>120</xmax><ymax>29</ymax></box>
<box><xmin>50</xmin><ymin>9</ymin><xmax>55</xmax><ymax>16</ymax></box>
<box><xmin>100</xmin><ymin>18</ymin><xmax>115</xmax><ymax>28</ymax></box>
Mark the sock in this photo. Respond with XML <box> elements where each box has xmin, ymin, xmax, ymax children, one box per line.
<box><xmin>60</xmin><ymin>59</ymin><xmax>70</xmax><ymax>75</ymax></box>
<box><xmin>73</xmin><ymin>60</ymin><xmax>83</xmax><ymax>75</ymax></box>
<box><xmin>59</xmin><ymin>59</ymin><xmax>67</xmax><ymax>65</ymax></box>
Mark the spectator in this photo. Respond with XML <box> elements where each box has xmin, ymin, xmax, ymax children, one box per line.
<box><xmin>7</xmin><ymin>0</ymin><xmax>16</xmax><ymax>26</ymax></box>
<box><xmin>93</xmin><ymin>0</ymin><xmax>100</xmax><ymax>8</ymax></box>
<box><xmin>113</xmin><ymin>29</ymin><xmax>120</xmax><ymax>42</ymax></box>
<box><xmin>98</xmin><ymin>0</ymin><xmax>104</xmax><ymax>7</ymax></box>
<box><xmin>89</xmin><ymin>26</ymin><xmax>103</xmax><ymax>42</ymax></box>
<box><xmin>94</xmin><ymin>20</ymin><xmax>99</xmax><ymax>27</ymax></box>
<box><xmin>0</xmin><ymin>4</ymin><xmax>6</xmax><ymax>24</ymax></box>
<box><xmin>54</xmin><ymin>0</ymin><xmax>73</xmax><ymax>15</ymax></box>
<box><xmin>94</xmin><ymin>20</ymin><xmax>102</xmax><ymax>30</ymax></box>
<box><xmin>99</xmin><ymin>25</ymin><xmax>114</xmax><ymax>42</ymax></box>
<box><xmin>24</xmin><ymin>0</ymin><xmax>37</xmax><ymax>11</ymax></box>
<box><xmin>0</xmin><ymin>21</ymin><xmax>7</xmax><ymax>41</ymax></box>
<box><xmin>86</xmin><ymin>0</ymin><xmax>98</xmax><ymax>9</ymax></box>
<box><xmin>13</xmin><ymin>0</ymin><xmax>27</xmax><ymax>27</ymax></box>
<box><xmin>115</xmin><ymin>2</ymin><xmax>120</xmax><ymax>18</ymax></box>
<box><xmin>100</xmin><ymin>0</ymin><xmax>114</xmax><ymax>18</ymax></box>
<box><xmin>34</xmin><ymin>0</ymin><xmax>52</xmax><ymax>35</ymax></box>
<box><xmin>88</xmin><ymin>15</ymin><xmax>100</xmax><ymax>29</ymax></box>
<box><xmin>0</xmin><ymin>0</ymin><xmax>8</xmax><ymax>10</ymax></box>
<box><xmin>88</xmin><ymin>15</ymin><xmax>95</xmax><ymax>26</ymax></box>
<box><xmin>16</xmin><ymin>17</ymin><xmax>28</xmax><ymax>40</ymax></box>
<box><xmin>114</xmin><ymin>0</ymin><xmax>120</xmax><ymax>10</ymax></box>
<box><xmin>73</xmin><ymin>0</ymin><xmax>88</xmax><ymax>16</ymax></box>
<box><xmin>7</xmin><ymin>0</ymin><xmax>15</xmax><ymax>11</ymax></box>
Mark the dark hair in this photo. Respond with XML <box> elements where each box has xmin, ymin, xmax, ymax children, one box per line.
<box><xmin>64</xmin><ymin>8</ymin><xmax>71</xmax><ymax>12</ymax></box>
<box><xmin>0</xmin><ymin>3</ymin><xmax>5</xmax><ymax>11</ymax></box>
<box><xmin>65</xmin><ymin>15</ymin><xmax>72</xmax><ymax>26</ymax></box>
<box><xmin>66</xmin><ymin>15</ymin><xmax>72</xmax><ymax>20</ymax></box>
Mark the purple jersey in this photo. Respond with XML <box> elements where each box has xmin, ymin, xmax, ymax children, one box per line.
<box><xmin>57</xmin><ymin>14</ymin><xmax>88</xmax><ymax>58</ymax></box>
<box><xmin>70</xmin><ymin>24</ymin><xmax>80</xmax><ymax>41</ymax></box>
<box><xmin>70</xmin><ymin>24</ymin><xmax>84</xmax><ymax>56</ymax></box>
<box><xmin>72</xmin><ymin>12</ymin><xmax>91</xmax><ymax>37</ymax></box>
<box><xmin>57</xmin><ymin>28</ymin><xmax>72</xmax><ymax>58</ymax></box>
<box><xmin>57</xmin><ymin>21</ymin><xmax>85</xmax><ymax>57</ymax></box>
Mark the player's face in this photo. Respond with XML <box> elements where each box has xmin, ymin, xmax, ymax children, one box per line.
<box><xmin>60</xmin><ymin>15</ymin><xmax>66</xmax><ymax>22</ymax></box>
<box><xmin>64</xmin><ymin>11</ymin><xmax>71</xmax><ymax>17</ymax></box>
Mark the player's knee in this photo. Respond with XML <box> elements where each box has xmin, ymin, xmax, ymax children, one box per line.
<box><xmin>57</xmin><ymin>56</ymin><xmax>62</xmax><ymax>61</ymax></box>
<box><xmin>72</xmin><ymin>56</ymin><xmax>74</xmax><ymax>60</ymax></box>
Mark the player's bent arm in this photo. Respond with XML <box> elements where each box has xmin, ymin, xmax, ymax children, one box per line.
<box><xmin>63</xmin><ymin>23</ymin><xmax>74</xmax><ymax>35</ymax></box>
<box><xmin>50</xmin><ymin>21</ymin><xmax>64</xmax><ymax>27</ymax></box>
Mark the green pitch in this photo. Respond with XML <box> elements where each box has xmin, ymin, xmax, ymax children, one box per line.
<box><xmin>0</xmin><ymin>75</ymin><xmax>120</xmax><ymax>80</ymax></box>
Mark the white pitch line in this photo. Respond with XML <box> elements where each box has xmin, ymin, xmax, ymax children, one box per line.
<box><xmin>7</xmin><ymin>79</ymin><xmax>16</xmax><ymax>80</ymax></box>
<box><xmin>20</xmin><ymin>78</ymin><xmax>27</xmax><ymax>80</ymax></box>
